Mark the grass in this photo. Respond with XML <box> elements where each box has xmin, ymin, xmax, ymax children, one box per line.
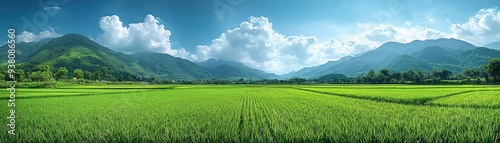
<box><xmin>0</xmin><ymin>84</ymin><xmax>499</xmax><ymax>142</ymax></box>
<box><xmin>430</xmin><ymin>91</ymin><xmax>500</xmax><ymax>108</ymax></box>
<box><xmin>298</xmin><ymin>85</ymin><xmax>494</xmax><ymax>104</ymax></box>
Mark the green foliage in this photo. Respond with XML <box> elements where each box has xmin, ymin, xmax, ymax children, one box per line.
<box><xmin>55</xmin><ymin>67</ymin><xmax>69</xmax><ymax>80</ymax></box>
<box><xmin>132</xmin><ymin>51</ymin><xmax>213</xmax><ymax>79</ymax></box>
<box><xmin>28</xmin><ymin>71</ymin><xmax>54</xmax><ymax>82</ymax></box>
<box><xmin>73</xmin><ymin>69</ymin><xmax>84</xmax><ymax>79</ymax></box>
<box><xmin>0</xmin><ymin>85</ymin><xmax>499</xmax><ymax>142</ymax></box>
<box><xmin>316</xmin><ymin>73</ymin><xmax>348</xmax><ymax>83</ymax></box>
<box><xmin>487</xmin><ymin>58</ymin><xmax>500</xmax><ymax>81</ymax></box>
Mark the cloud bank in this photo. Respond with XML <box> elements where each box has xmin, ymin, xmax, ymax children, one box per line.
<box><xmin>17</xmin><ymin>29</ymin><xmax>60</xmax><ymax>43</ymax></box>
<box><xmin>17</xmin><ymin>8</ymin><xmax>497</xmax><ymax>74</ymax></box>
<box><xmin>451</xmin><ymin>8</ymin><xmax>500</xmax><ymax>46</ymax></box>
<box><xmin>97</xmin><ymin>14</ymin><xmax>189</xmax><ymax>57</ymax></box>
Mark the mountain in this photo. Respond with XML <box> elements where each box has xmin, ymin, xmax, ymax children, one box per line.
<box><xmin>131</xmin><ymin>52</ymin><xmax>213</xmax><ymax>79</ymax></box>
<box><xmin>283</xmin><ymin>56</ymin><xmax>353</xmax><ymax>78</ymax></box>
<box><xmin>377</xmin><ymin>38</ymin><xmax>475</xmax><ymax>54</ymax></box>
<box><xmin>197</xmin><ymin>59</ymin><xmax>280</xmax><ymax>79</ymax></box>
<box><xmin>387</xmin><ymin>54</ymin><xmax>433</xmax><ymax>72</ymax></box>
<box><xmin>20</xmin><ymin>34</ymin><xmax>148</xmax><ymax>78</ymax></box>
<box><xmin>460</xmin><ymin>47</ymin><xmax>500</xmax><ymax>68</ymax></box>
<box><xmin>0</xmin><ymin>33</ymin><xmax>279</xmax><ymax>80</ymax></box>
<box><xmin>484</xmin><ymin>42</ymin><xmax>500</xmax><ymax>50</ymax></box>
<box><xmin>415</xmin><ymin>46</ymin><xmax>460</xmax><ymax>65</ymax></box>
<box><xmin>0</xmin><ymin>39</ymin><xmax>51</xmax><ymax>62</ymax></box>
<box><xmin>3</xmin><ymin>34</ymin><xmax>497</xmax><ymax>81</ymax></box>
<box><xmin>288</xmin><ymin>38</ymin><xmax>493</xmax><ymax>78</ymax></box>
<box><xmin>208</xmin><ymin>64</ymin><xmax>259</xmax><ymax>79</ymax></box>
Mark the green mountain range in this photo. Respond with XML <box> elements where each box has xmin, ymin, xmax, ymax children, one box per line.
<box><xmin>287</xmin><ymin>38</ymin><xmax>500</xmax><ymax>78</ymax></box>
<box><xmin>1</xmin><ymin>34</ymin><xmax>499</xmax><ymax>80</ymax></box>
<box><xmin>197</xmin><ymin>59</ymin><xmax>279</xmax><ymax>79</ymax></box>
<box><xmin>0</xmin><ymin>34</ymin><xmax>277</xmax><ymax>80</ymax></box>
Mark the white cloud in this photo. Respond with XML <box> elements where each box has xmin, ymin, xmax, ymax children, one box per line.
<box><xmin>97</xmin><ymin>14</ymin><xmax>189</xmax><ymax>58</ymax></box>
<box><xmin>191</xmin><ymin>16</ymin><xmax>456</xmax><ymax>74</ymax></box>
<box><xmin>192</xmin><ymin>16</ymin><xmax>377</xmax><ymax>74</ymax></box>
<box><xmin>43</xmin><ymin>6</ymin><xmax>61</xmax><ymax>11</ymax></box>
<box><xmin>307</xmin><ymin>40</ymin><xmax>372</xmax><ymax>65</ymax></box>
<box><xmin>192</xmin><ymin>16</ymin><xmax>320</xmax><ymax>74</ymax></box>
<box><xmin>451</xmin><ymin>8</ymin><xmax>500</xmax><ymax>46</ymax></box>
<box><xmin>356</xmin><ymin>24</ymin><xmax>450</xmax><ymax>46</ymax></box>
<box><xmin>17</xmin><ymin>29</ymin><xmax>60</xmax><ymax>43</ymax></box>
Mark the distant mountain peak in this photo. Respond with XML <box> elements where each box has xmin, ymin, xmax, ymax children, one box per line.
<box><xmin>484</xmin><ymin>41</ymin><xmax>500</xmax><ymax>50</ymax></box>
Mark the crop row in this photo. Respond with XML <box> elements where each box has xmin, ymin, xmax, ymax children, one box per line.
<box><xmin>0</xmin><ymin>86</ymin><xmax>498</xmax><ymax>142</ymax></box>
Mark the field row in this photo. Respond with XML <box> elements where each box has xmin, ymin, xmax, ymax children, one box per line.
<box><xmin>1</xmin><ymin>85</ymin><xmax>499</xmax><ymax>142</ymax></box>
<box><xmin>299</xmin><ymin>86</ymin><xmax>500</xmax><ymax>108</ymax></box>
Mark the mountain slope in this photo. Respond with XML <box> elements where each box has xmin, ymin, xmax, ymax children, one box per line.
<box><xmin>131</xmin><ymin>52</ymin><xmax>213</xmax><ymax>79</ymax></box>
<box><xmin>460</xmin><ymin>47</ymin><xmax>500</xmax><ymax>68</ymax></box>
<box><xmin>22</xmin><ymin>34</ymin><xmax>148</xmax><ymax>78</ymax></box>
<box><xmin>0</xmin><ymin>39</ymin><xmax>50</xmax><ymax>62</ymax></box>
<box><xmin>415</xmin><ymin>46</ymin><xmax>460</xmax><ymax>64</ymax></box>
<box><xmin>285</xmin><ymin>56</ymin><xmax>353</xmax><ymax>78</ymax></box>
<box><xmin>208</xmin><ymin>64</ymin><xmax>261</xmax><ymax>79</ymax></box>
<box><xmin>484</xmin><ymin>42</ymin><xmax>500</xmax><ymax>50</ymax></box>
<box><xmin>387</xmin><ymin>54</ymin><xmax>433</xmax><ymax>72</ymax></box>
<box><xmin>198</xmin><ymin>59</ymin><xmax>280</xmax><ymax>79</ymax></box>
<box><xmin>288</xmin><ymin>38</ymin><xmax>481</xmax><ymax>77</ymax></box>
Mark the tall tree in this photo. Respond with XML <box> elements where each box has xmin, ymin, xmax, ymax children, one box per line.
<box><xmin>29</xmin><ymin>64</ymin><xmax>55</xmax><ymax>82</ymax></box>
<box><xmin>403</xmin><ymin>69</ymin><xmax>416</xmax><ymax>83</ymax></box>
<box><xmin>367</xmin><ymin>70</ymin><xmax>376</xmax><ymax>83</ymax></box>
<box><xmin>416</xmin><ymin>70</ymin><xmax>424</xmax><ymax>83</ymax></box>
<box><xmin>55</xmin><ymin>67</ymin><xmax>69</xmax><ymax>80</ymax></box>
<box><xmin>440</xmin><ymin>69</ymin><xmax>453</xmax><ymax>80</ymax></box>
<box><xmin>73</xmin><ymin>69</ymin><xmax>84</xmax><ymax>79</ymax></box>
<box><xmin>390</xmin><ymin>72</ymin><xmax>402</xmax><ymax>83</ymax></box>
<box><xmin>487</xmin><ymin>58</ymin><xmax>500</xmax><ymax>81</ymax></box>
<box><xmin>430</xmin><ymin>68</ymin><xmax>440</xmax><ymax>79</ymax></box>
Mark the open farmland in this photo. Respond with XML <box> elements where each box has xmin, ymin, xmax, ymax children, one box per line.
<box><xmin>1</xmin><ymin>85</ymin><xmax>499</xmax><ymax>142</ymax></box>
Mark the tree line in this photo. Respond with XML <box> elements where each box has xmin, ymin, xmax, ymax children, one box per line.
<box><xmin>1</xmin><ymin>58</ymin><xmax>499</xmax><ymax>86</ymax></box>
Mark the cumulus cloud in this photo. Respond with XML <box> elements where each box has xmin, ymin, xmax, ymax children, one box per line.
<box><xmin>97</xmin><ymin>14</ymin><xmax>189</xmax><ymax>57</ymax></box>
<box><xmin>191</xmin><ymin>16</ymin><xmax>453</xmax><ymax>74</ymax></box>
<box><xmin>307</xmin><ymin>40</ymin><xmax>372</xmax><ymax>65</ymax></box>
<box><xmin>451</xmin><ymin>8</ymin><xmax>500</xmax><ymax>46</ymax></box>
<box><xmin>192</xmin><ymin>16</ymin><xmax>320</xmax><ymax>74</ymax></box>
<box><xmin>17</xmin><ymin>29</ymin><xmax>60</xmax><ymax>43</ymax></box>
<box><xmin>356</xmin><ymin>24</ymin><xmax>450</xmax><ymax>46</ymax></box>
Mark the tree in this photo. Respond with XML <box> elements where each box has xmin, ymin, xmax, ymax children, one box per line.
<box><xmin>0</xmin><ymin>73</ymin><xmax>5</xmax><ymax>81</ymax></box>
<box><xmin>37</xmin><ymin>64</ymin><xmax>51</xmax><ymax>73</ymax></box>
<box><xmin>84</xmin><ymin>70</ymin><xmax>93</xmax><ymax>80</ymax></box>
<box><xmin>440</xmin><ymin>69</ymin><xmax>453</xmax><ymax>80</ymax></box>
<box><xmin>93</xmin><ymin>70</ymin><xmax>103</xmax><ymax>80</ymax></box>
<box><xmin>403</xmin><ymin>69</ymin><xmax>416</xmax><ymax>83</ymax></box>
<box><xmin>379</xmin><ymin>68</ymin><xmax>390</xmax><ymax>83</ymax></box>
<box><xmin>55</xmin><ymin>67</ymin><xmax>69</xmax><ymax>80</ymax></box>
<box><xmin>430</xmin><ymin>68</ymin><xmax>440</xmax><ymax>79</ymax></box>
<box><xmin>416</xmin><ymin>70</ymin><xmax>424</xmax><ymax>83</ymax></box>
<box><xmin>487</xmin><ymin>58</ymin><xmax>500</xmax><ymax>82</ymax></box>
<box><xmin>29</xmin><ymin>71</ymin><xmax>54</xmax><ymax>82</ymax></box>
<box><xmin>375</xmin><ymin>73</ymin><xmax>386</xmax><ymax>83</ymax></box>
<box><xmin>390</xmin><ymin>72</ymin><xmax>402</xmax><ymax>83</ymax></box>
<box><xmin>367</xmin><ymin>70</ymin><xmax>376</xmax><ymax>83</ymax></box>
<box><xmin>29</xmin><ymin>64</ymin><xmax>55</xmax><ymax>82</ymax></box>
<box><xmin>380</xmin><ymin>68</ymin><xmax>390</xmax><ymax>77</ymax></box>
<box><xmin>73</xmin><ymin>69</ymin><xmax>84</xmax><ymax>79</ymax></box>
<box><xmin>15</xmin><ymin>69</ymin><xmax>25</xmax><ymax>82</ymax></box>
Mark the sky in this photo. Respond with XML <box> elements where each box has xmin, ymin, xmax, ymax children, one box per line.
<box><xmin>1</xmin><ymin>0</ymin><xmax>500</xmax><ymax>74</ymax></box>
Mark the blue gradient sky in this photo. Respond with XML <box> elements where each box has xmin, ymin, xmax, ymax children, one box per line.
<box><xmin>1</xmin><ymin>0</ymin><xmax>499</xmax><ymax>74</ymax></box>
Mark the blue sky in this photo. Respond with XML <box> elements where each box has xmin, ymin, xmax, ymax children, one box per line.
<box><xmin>1</xmin><ymin>0</ymin><xmax>500</xmax><ymax>74</ymax></box>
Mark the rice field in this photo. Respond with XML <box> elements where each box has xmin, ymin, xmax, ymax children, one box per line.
<box><xmin>0</xmin><ymin>85</ymin><xmax>499</xmax><ymax>142</ymax></box>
